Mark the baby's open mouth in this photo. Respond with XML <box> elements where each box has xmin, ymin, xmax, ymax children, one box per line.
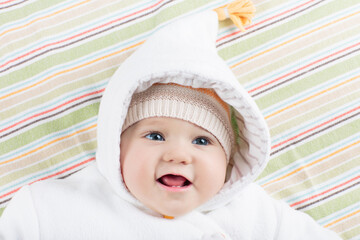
<box><xmin>157</xmin><ymin>174</ymin><xmax>192</xmax><ymax>188</ymax></box>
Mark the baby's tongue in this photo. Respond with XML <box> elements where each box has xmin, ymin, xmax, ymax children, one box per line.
<box><xmin>161</xmin><ymin>175</ymin><xmax>186</xmax><ymax>187</ymax></box>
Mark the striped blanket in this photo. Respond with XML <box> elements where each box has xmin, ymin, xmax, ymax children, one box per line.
<box><xmin>0</xmin><ymin>0</ymin><xmax>359</xmax><ymax>239</ymax></box>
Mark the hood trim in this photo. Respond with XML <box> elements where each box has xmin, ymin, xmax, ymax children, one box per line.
<box><xmin>96</xmin><ymin>71</ymin><xmax>270</xmax><ymax>211</ymax></box>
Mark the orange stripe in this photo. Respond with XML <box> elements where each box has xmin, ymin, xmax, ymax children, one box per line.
<box><xmin>230</xmin><ymin>11</ymin><xmax>360</xmax><ymax>69</ymax></box>
<box><xmin>0</xmin><ymin>124</ymin><xmax>97</xmax><ymax>166</ymax></box>
<box><xmin>0</xmin><ymin>40</ymin><xmax>144</xmax><ymax>101</ymax></box>
<box><xmin>265</xmin><ymin>75</ymin><xmax>360</xmax><ymax>119</ymax></box>
<box><xmin>0</xmin><ymin>0</ymin><xmax>91</xmax><ymax>38</ymax></box>
<box><xmin>262</xmin><ymin>140</ymin><xmax>360</xmax><ymax>187</ymax></box>
<box><xmin>325</xmin><ymin>209</ymin><xmax>360</xmax><ymax>228</ymax></box>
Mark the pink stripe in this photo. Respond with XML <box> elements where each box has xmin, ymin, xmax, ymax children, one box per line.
<box><xmin>0</xmin><ymin>88</ymin><xmax>104</xmax><ymax>133</ymax></box>
<box><xmin>0</xmin><ymin>0</ymin><xmax>16</xmax><ymax>4</ymax></box>
<box><xmin>0</xmin><ymin>0</ymin><xmax>166</xmax><ymax>69</ymax></box>
<box><xmin>33</xmin><ymin>157</ymin><xmax>94</xmax><ymax>183</ymax></box>
<box><xmin>248</xmin><ymin>42</ymin><xmax>360</xmax><ymax>93</ymax></box>
<box><xmin>290</xmin><ymin>175</ymin><xmax>360</xmax><ymax>207</ymax></box>
<box><xmin>0</xmin><ymin>157</ymin><xmax>94</xmax><ymax>199</ymax></box>
<box><xmin>271</xmin><ymin>106</ymin><xmax>360</xmax><ymax>149</ymax></box>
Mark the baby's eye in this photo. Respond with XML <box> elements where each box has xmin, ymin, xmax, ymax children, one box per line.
<box><xmin>145</xmin><ymin>132</ymin><xmax>164</xmax><ymax>141</ymax></box>
<box><xmin>192</xmin><ymin>137</ymin><xmax>210</xmax><ymax>146</ymax></box>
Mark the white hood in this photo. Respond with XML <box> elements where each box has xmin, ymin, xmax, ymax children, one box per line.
<box><xmin>95</xmin><ymin>11</ymin><xmax>271</xmax><ymax>212</ymax></box>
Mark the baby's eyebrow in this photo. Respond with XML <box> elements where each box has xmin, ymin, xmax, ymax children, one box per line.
<box><xmin>135</xmin><ymin>122</ymin><xmax>164</xmax><ymax>132</ymax></box>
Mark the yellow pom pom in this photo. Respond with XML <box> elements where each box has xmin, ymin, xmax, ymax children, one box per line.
<box><xmin>214</xmin><ymin>0</ymin><xmax>255</xmax><ymax>32</ymax></box>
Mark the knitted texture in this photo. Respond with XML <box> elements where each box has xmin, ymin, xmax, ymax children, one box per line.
<box><xmin>122</xmin><ymin>84</ymin><xmax>234</xmax><ymax>160</ymax></box>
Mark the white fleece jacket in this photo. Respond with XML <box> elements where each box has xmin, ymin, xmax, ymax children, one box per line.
<box><xmin>0</xmin><ymin>10</ymin><xmax>341</xmax><ymax>240</ymax></box>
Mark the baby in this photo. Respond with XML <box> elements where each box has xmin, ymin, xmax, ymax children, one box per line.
<box><xmin>0</xmin><ymin>2</ymin><xmax>341</xmax><ymax>239</ymax></box>
<box><xmin>120</xmin><ymin>84</ymin><xmax>232</xmax><ymax>218</ymax></box>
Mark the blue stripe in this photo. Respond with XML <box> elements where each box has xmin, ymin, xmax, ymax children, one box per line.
<box><xmin>286</xmin><ymin>167</ymin><xmax>359</xmax><ymax>203</ymax></box>
<box><xmin>0</xmin><ymin>117</ymin><xmax>97</xmax><ymax>161</ymax></box>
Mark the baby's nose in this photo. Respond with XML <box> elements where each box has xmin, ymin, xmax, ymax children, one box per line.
<box><xmin>162</xmin><ymin>145</ymin><xmax>192</xmax><ymax>164</ymax></box>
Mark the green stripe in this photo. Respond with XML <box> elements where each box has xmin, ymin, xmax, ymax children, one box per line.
<box><xmin>0</xmin><ymin>102</ymin><xmax>99</xmax><ymax>155</ymax></box>
<box><xmin>0</xmin><ymin>0</ymin><xmax>216</xmax><ymax>89</ymax></box>
<box><xmin>272</xmin><ymin>156</ymin><xmax>360</xmax><ymax>199</ymax></box>
<box><xmin>269</xmin><ymin>90</ymin><xmax>360</xmax><ymax>137</ymax></box>
<box><xmin>0</xmin><ymin>140</ymin><xmax>96</xmax><ymax>186</ymax></box>
<box><xmin>255</xmin><ymin>54</ymin><xmax>360</xmax><ymax>110</ymax></box>
<box><xmin>305</xmin><ymin>187</ymin><xmax>360</xmax><ymax>220</ymax></box>
<box><xmin>239</xmin><ymin>24</ymin><xmax>360</xmax><ymax>85</ymax></box>
<box><xmin>0</xmin><ymin>0</ymin><xmax>64</xmax><ymax>26</ymax></box>
<box><xmin>218</xmin><ymin>0</ymin><xmax>359</xmax><ymax>61</ymax></box>
<box><xmin>0</xmin><ymin>67</ymin><xmax>114</xmax><ymax>120</ymax></box>
<box><xmin>258</xmin><ymin>118</ymin><xmax>360</xmax><ymax>178</ymax></box>
<box><xmin>341</xmin><ymin>225</ymin><xmax>360</xmax><ymax>239</ymax></box>
<box><xmin>0</xmin><ymin>0</ymin><xmax>144</xmax><ymax>57</ymax></box>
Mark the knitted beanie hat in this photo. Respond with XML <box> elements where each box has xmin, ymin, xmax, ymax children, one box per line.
<box><xmin>122</xmin><ymin>83</ymin><xmax>234</xmax><ymax>161</ymax></box>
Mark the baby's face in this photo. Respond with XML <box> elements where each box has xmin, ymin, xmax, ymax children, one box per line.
<box><xmin>120</xmin><ymin>117</ymin><xmax>227</xmax><ymax>217</ymax></box>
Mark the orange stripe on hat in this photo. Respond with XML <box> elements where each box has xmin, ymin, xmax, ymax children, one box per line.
<box><xmin>164</xmin><ymin>83</ymin><xmax>231</xmax><ymax>118</ymax></box>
